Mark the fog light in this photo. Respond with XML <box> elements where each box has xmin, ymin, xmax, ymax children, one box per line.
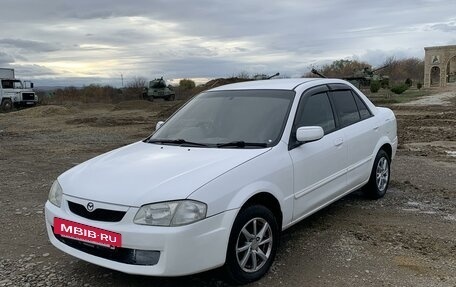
<box><xmin>134</xmin><ymin>250</ymin><xmax>160</xmax><ymax>265</ymax></box>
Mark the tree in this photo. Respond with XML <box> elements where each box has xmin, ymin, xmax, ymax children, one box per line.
<box><xmin>405</xmin><ymin>78</ymin><xmax>413</xmax><ymax>87</ymax></box>
<box><xmin>127</xmin><ymin>76</ymin><xmax>147</xmax><ymax>89</ymax></box>
<box><xmin>391</xmin><ymin>84</ymin><xmax>409</xmax><ymax>95</ymax></box>
<box><xmin>370</xmin><ymin>81</ymin><xmax>381</xmax><ymax>93</ymax></box>
<box><xmin>179</xmin><ymin>78</ymin><xmax>196</xmax><ymax>90</ymax></box>
<box><xmin>125</xmin><ymin>76</ymin><xmax>147</xmax><ymax>100</ymax></box>
<box><xmin>381</xmin><ymin>57</ymin><xmax>424</xmax><ymax>85</ymax></box>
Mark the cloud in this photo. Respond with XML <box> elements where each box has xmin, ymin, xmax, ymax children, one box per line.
<box><xmin>0</xmin><ymin>52</ymin><xmax>15</xmax><ymax>65</ymax></box>
<box><xmin>0</xmin><ymin>38</ymin><xmax>61</xmax><ymax>53</ymax></box>
<box><xmin>13</xmin><ymin>64</ymin><xmax>58</xmax><ymax>77</ymax></box>
<box><xmin>0</xmin><ymin>0</ymin><xmax>455</xmax><ymax>86</ymax></box>
<box><xmin>430</xmin><ymin>22</ymin><xmax>456</xmax><ymax>32</ymax></box>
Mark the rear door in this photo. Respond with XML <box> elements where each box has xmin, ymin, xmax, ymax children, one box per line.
<box><xmin>328</xmin><ymin>86</ymin><xmax>379</xmax><ymax>189</ymax></box>
<box><xmin>289</xmin><ymin>86</ymin><xmax>348</xmax><ymax>220</ymax></box>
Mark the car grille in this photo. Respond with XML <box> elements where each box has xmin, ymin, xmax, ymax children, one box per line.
<box><xmin>22</xmin><ymin>93</ymin><xmax>35</xmax><ymax>101</ymax></box>
<box><xmin>68</xmin><ymin>201</ymin><xmax>126</xmax><ymax>222</ymax></box>
<box><xmin>52</xmin><ymin>228</ymin><xmax>160</xmax><ymax>266</ymax></box>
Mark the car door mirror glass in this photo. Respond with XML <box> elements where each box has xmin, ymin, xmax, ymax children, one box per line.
<box><xmin>296</xmin><ymin>126</ymin><xmax>324</xmax><ymax>142</ymax></box>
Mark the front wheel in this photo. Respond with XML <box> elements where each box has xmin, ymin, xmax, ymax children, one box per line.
<box><xmin>364</xmin><ymin>149</ymin><xmax>390</xmax><ymax>199</ymax></box>
<box><xmin>1</xmin><ymin>99</ymin><xmax>13</xmax><ymax>111</ymax></box>
<box><xmin>224</xmin><ymin>205</ymin><xmax>279</xmax><ymax>285</ymax></box>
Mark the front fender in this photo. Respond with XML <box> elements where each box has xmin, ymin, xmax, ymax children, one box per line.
<box><xmin>187</xmin><ymin>143</ymin><xmax>294</xmax><ymax>228</ymax></box>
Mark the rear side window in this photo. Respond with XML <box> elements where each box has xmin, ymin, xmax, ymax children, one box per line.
<box><xmin>353</xmin><ymin>92</ymin><xmax>372</xmax><ymax>120</ymax></box>
<box><xmin>331</xmin><ymin>90</ymin><xmax>361</xmax><ymax>127</ymax></box>
<box><xmin>296</xmin><ymin>92</ymin><xmax>336</xmax><ymax>134</ymax></box>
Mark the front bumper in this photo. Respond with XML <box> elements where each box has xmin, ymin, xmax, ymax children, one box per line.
<box><xmin>45</xmin><ymin>197</ymin><xmax>238</xmax><ymax>276</ymax></box>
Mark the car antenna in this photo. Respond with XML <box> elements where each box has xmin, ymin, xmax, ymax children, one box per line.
<box><xmin>311</xmin><ymin>68</ymin><xmax>326</xmax><ymax>78</ymax></box>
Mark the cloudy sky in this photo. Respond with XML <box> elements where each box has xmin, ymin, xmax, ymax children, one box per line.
<box><xmin>0</xmin><ymin>0</ymin><xmax>455</xmax><ymax>87</ymax></box>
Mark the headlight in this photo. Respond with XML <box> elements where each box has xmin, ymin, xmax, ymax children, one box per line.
<box><xmin>134</xmin><ymin>200</ymin><xmax>207</xmax><ymax>226</ymax></box>
<box><xmin>48</xmin><ymin>180</ymin><xmax>63</xmax><ymax>207</ymax></box>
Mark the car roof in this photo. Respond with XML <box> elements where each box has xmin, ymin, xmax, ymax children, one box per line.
<box><xmin>208</xmin><ymin>78</ymin><xmax>349</xmax><ymax>91</ymax></box>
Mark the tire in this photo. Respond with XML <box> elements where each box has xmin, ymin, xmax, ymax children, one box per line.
<box><xmin>224</xmin><ymin>205</ymin><xmax>279</xmax><ymax>285</ymax></box>
<box><xmin>1</xmin><ymin>99</ymin><xmax>13</xmax><ymax>111</ymax></box>
<box><xmin>165</xmin><ymin>94</ymin><xmax>175</xmax><ymax>101</ymax></box>
<box><xmin>364</xmin><ymin>149</ymin><xmax>390</xmax><ymax>199</ymax></box>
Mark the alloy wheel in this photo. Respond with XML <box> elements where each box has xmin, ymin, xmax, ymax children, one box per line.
<box><xmin>376</xmin><ymin>157</ymin><xmax>389</xmax><ymax>192</ymax></box>
<box><xmin>235</xmin><ymin>217</ymin><xmax>273</xmax><ymax>273</ymax></box>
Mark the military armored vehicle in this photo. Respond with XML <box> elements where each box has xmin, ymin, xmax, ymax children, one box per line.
<box><xmin>253</xmin><ymin>72</ymin><xmax>280</xmax><ymax>80</ymax></box>
<box><xmin>142</xmin><ymin>77</ymin><xmax>175</xmax><ymax>101</ymax></box>
<box><xmin>343</xmin><ymin>65</ymin><xmax>389</xmax><ymax>88</ymax></box>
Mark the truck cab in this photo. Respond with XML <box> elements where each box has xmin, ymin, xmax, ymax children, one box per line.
<box><xmin>0</xmin><ymin>78</ymin><xmax>38</xmax><ymax>111</ymax></box>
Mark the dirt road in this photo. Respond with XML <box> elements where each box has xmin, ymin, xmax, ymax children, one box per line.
<box><xmin>0</xmin><ymin>92</ymin><xmax>455</xmax><ymax>286</ymax></box>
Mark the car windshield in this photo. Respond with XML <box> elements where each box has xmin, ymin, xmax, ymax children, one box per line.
<box><xmin>1</xmin><ymin>80</ymin><xmax>22</xmax><ymax>89</ymax></box>
<box><xmin>149</xmin><ymin>89</ymin><xmax>295</xmax><ymax>148</ymax></box>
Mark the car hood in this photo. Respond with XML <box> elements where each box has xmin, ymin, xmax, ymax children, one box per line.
<box><xmin>59</xmin><ymin>142</ymin><xmax>270</xmax><ymax>207</ymax></box>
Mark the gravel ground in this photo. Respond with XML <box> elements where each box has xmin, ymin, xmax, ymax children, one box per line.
<box><xmin>0</xmin><ymin>91</ymin><xmax>455</xmax><ymax>287</ymax></box>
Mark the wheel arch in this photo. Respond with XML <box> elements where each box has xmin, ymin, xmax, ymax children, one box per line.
<box><xmin>373</xmin><ymin>136</ymin><xmax>394</xmax><ymax>162</ymax></box>
<box><xmin>379</xmin><ymin>143</ymin><xmax>392</xmax><ymax>160</ymax></box>
<box><xmin>240</xmin><ymin>192</ymin><xmax>283</xmax><ymax>230</ymax></box>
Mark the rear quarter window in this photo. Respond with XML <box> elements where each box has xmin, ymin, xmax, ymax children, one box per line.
<box><xmin>352</xmin><ymin>92</ymin><xmax>372</xmax><ymax>120</ymax></box>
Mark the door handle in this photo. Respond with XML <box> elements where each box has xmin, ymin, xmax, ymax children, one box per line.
<box><xmin>334</xmin><ymin>138</ymin><xmax>344</xmax><ymax>146</ymax></box>
<box><xmin>373</xmin><ymin>126</ymin><xmax>379</xmax><ymax>131</ymax></box>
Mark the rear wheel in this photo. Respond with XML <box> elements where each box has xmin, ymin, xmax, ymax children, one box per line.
<box><xmin>364</xmin><ymin>149</ymin><xmax>390</xmax><ymax>199</ymax></box>
<box><xmin>1</xmin><ymin>99</ymin><xmax>13</xmax><ymax>111</ymax></box>
<box><xmin>165</xmin><ymin>94</ymin><xmax>175</xmax><ymax>101</ymax></box>
<box><xmin>224</xmin><ymin>205</ymin><xmax>279</xmax><ymax>285</ymax></box>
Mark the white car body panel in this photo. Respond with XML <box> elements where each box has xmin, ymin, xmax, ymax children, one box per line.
<box><xmin>289</xmin><ymin>128</ymin><xmax>348</xmax><ymax>220</ymax></box>
<box><xmin>58</xmin><ymin>142</ymin><xmax>269</xmax><ymax>207</ymax></box>
<box><xmin>45</xmin><ymin>78</ymin><xmax>397</xmax><ymax>276</ymax></box>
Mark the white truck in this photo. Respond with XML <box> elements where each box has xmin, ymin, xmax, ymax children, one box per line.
<box><xmin>0</xmin><ymin>68</ymin><xmax>38</xmax><ymax>111</ymax></box>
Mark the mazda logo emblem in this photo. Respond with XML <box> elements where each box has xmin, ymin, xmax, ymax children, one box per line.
<box><xmin>86</xmin><ymin>202</ymin><xmax>94</xmax><ymax>212</ymax></box>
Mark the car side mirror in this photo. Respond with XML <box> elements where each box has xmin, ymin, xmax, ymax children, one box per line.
<box><xmin>155</xmin><ymin>121</ymin><xmax>165</xmax><ymax>131</ymax></box>
<box><xmin>296</xmin><ymin>126</ymin><xmax>324</xmax><ymax>142</ymax></box>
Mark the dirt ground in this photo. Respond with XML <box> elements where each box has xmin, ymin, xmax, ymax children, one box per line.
<box><xmin>0</xmin><ymin>90</ymin><xmax>455</xmax><ymax>287</ymax></box>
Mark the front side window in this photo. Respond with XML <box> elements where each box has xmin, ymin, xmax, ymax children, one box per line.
<box><xmin>13</xmin><ymin>81</ymin><xmax>23</xmax><ymax>89</ymax></box>
<box><xmin>1</xmin><ymin>80</ymin><xmax>13</xmax><ymax>89</ymax></box>
<box><xmin>331</xmin><ymin>90</ymin><xmax>361</xmax><ymax>127</ymax></box>
<box><xmin>150</xmin><ymin>90</ymin><xmax>295</xmax><ymax>147</ymax></box>
<box><xmin>295</xmin><ymin>92</ymin><xmax>336</xmax><ymax>134</ymax></box>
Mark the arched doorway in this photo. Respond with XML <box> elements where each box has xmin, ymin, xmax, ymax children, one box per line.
<box><xmin>447</xmin><ymin>56</ymin><xmax>456</xmax><ymax>83</ymax></box>
<box><xmin>430</xmin><ymin>66</ymin><xmax>440</xmax><ymax>86</ymax></box>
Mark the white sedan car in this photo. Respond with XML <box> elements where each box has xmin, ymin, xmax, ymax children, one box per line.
<box><xmin>45</xmin><ymin>78</ymin><xmax>397</xmax><ymax>284</ymax></box>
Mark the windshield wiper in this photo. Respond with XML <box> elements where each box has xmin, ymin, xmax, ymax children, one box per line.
<box><xmin>148</xmin><ymin>139</ymin><xmax>209</xmax><ymax>147</ymax></box>
<box><xmin>216</xmin><ymin>141</ymin><xmax>268</xmax><ymax>148</ymax></box>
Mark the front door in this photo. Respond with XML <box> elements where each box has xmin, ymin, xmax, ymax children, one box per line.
<box><xmin>288</xmin><ymin>87</ymin><xmax>347</xmax><ymax>220</ymax></box>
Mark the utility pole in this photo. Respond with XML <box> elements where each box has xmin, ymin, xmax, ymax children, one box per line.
<box><xmin>121</xmin><ymin>73</ymin><xmax>124</xmax><ymax>88</ymax></box>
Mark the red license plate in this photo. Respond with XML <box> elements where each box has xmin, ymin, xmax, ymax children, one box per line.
<box><xmin>54</xmin><ymin>218</ymin><xmax>122</xmax><ymax>248</ymax></box>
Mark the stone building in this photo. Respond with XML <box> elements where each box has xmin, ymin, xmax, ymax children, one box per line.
<box><xmin>424</xmin><ymin>45</ymin><xmax>456</xmax><ymax>87</ymax></box>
